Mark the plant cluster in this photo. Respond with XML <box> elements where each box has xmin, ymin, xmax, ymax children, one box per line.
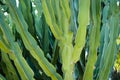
<box><xmin>0</xmin><ymin>0</ymin><xmax>120</xmax><ymax>80</ymax></box>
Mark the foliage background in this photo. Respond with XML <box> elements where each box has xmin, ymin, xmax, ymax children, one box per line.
<box><xmin>0</xmin><ymin>0</ymin><xmax>120</xmax><ymax>80</ymax></box>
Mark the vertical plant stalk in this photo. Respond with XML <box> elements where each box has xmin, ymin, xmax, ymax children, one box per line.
<box><xmin>72</xmin><ymin>0</ymin><xmax>90</xmax><ymax>63</ymax></box>
<box><xmin>58</xmin><ymin>32</ymin><xmax>74</xmax><ymax>80</ymax></box>
<box><xmin>97</xmin><ymin>15</ymin><xmax>119</xmax><ymax>80</ymax></box>
<box><xmin>83</xmin><ymin>0</ymin><xmax>101</xmax><ymax>80</ymax></box>
<box><xmin>58</xmin><ymin>0</ymin><xmax>73</xmax><ymax>80</ymax></box>
<box><xmin>41</xmin><ymin>0</ymin><xmax>62</xmax><ymax>40</ymax></box>
<box><xmin>97</xmin><ymin>1</ymin><xmax>120</xmax><ymax>79</ymax></box>
<box><xmin>41</xmin><ymin>0</ymin><xmax>73</xmax><ymax>80</ymax></box>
